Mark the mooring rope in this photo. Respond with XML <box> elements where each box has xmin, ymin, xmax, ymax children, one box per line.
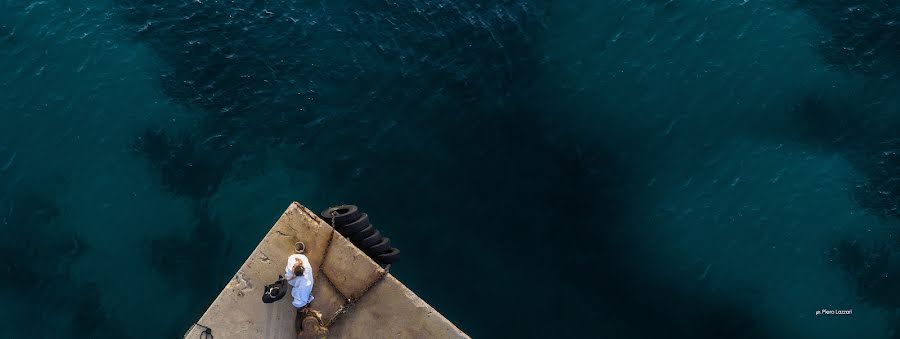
<box><xmin>319</xmin><ymin>216</ymin><xmax>391</xmax><ymax>328</ymax></box>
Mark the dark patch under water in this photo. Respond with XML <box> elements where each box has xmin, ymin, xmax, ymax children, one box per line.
<box><xmin>5</xmin><ymin>0</ymin><xmax>900</xmax><ymax>337</ymax></box>
<box><xmin>787</xmin><ymin>79</ymin><xmax>900</xmax><ymax>338</ymax></box>
<box><xmin>150</xmin><ymin>204</ymin><xmax>230</xmax><ymax>292</ymax></box>
<box><xmin>787</xmin><ymin>92</ymin><xmax>900</xmax><ymax>219</ymax></box>
<box><xmin>829</xmin><ymin>239</ymin><xmax>900</xmax><ymax>338</ymax></box>
<box><xmin>113</xmin><ymin>0</ymin><xmax>782</xmax><ymax>336</ymax></box>
<box><xmin>793</xmin><ymin>0</ymin><xmax>900</xmax><ymax>78</ymax></box>
<box><xmin>1</xmin><ymin>189</ymin><xmax>66</xmax><ymax>289</ymax></box>
<box><xmin>133</xmin><ymin>128</ymin><xmax>234</xmax><ymax>200</ymax></box>
<box><xmin>0</xmin><ymin>186</ymin><xmax>130</xmax><ymax>337</ymax></box>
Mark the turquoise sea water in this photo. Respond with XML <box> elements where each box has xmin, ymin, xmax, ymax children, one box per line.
<box><xmin>3</xmin><ymin>0</ymin><xmax>900</xmax><ymax>338</ymax></box>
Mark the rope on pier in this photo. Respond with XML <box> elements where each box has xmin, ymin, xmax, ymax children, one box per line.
<box><xmin>316</xmin><ymin>222</ymin><xmax>392</xmax><ymax>328</ymax></box>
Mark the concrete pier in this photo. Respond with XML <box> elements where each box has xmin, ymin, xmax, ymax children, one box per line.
<box><xmin>183</xmin><ymin>202</ymin><xmax>467</xmax><ymax>339</ymax></box>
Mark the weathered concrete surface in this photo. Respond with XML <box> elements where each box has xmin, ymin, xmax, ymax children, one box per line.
<box><xmin>328</xmin><ymin>274</ymin><xmax>467</xmax><ymax>339</ymax></box>
<box><xmin>184</xmin><ymin>202</ymin><xmax>468</xmax><ymax>339</ymax></box>
<box><xmin>321</xmin><ymin>235</ymin><xmax>385</xmax><ymax>300</ymax></box>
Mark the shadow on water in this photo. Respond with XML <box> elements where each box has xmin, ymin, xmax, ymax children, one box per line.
<box><xmin>792</xmin><ymin>0</ymin><xmax>900</xmax><ymax>78</ymax></box>
<box><xmin>829</xmin><ymin>240</ymin><xmax>900</xmax><ymax>338</ymax></box>
<box><xmin>132</xmin><ymin>128</ymin><xmax>235</xmax><ymax>200</ymax></box>
<box><xmin>111</xmin><ymin>0</ymin><xmax>784</xmax><ymax>337</ymax></box>
<box><xmin>788</xmin><ymin>92</ymin><xmax>900</xmax><ymax>220</ymax></box>
<box><xmin>0</xmin><ymin>189</ymin><xmax>66</xmax><ymax>290</ymax></box>
<box><xmin>70</xmin><ymin>283</ymin><xmax>132</xmax><ymax>338</ymax></box>
<box><xmin>0</xmin><ymin>185</ymin><xmax>131</xmax><ymax>336</ymax></box>
<box><xmin>149</xmin><ymin>202</ymin><xmax>232</xmax><ymax>319</ymax></box>
<box><xmin>131</xmin><ymin>126</ymin><xmax>237</xmax><ymax>325</ymax></box>
<box><xmin>324</xmin><ymin>99</ymin><xmax>778</xmax><ymax>338</ymax></box>
<box><xmin>130</xmin><ymin>105</ymin><xmax>239</xmax><ymax>327</ymax></box>
<box><xmin>149</xmin><ymin>203</ymin><xmax>230</xmax><ymax>289</ymax></box>
<box><xmin>789</xmin><ymin>90</ymin><xmax>900</xmax><ymax>337</ymax></box>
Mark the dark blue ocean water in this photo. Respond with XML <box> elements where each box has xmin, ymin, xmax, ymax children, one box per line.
<box><xmin>3</xmin><ymin>0</ymin><xmax>900</xmax><ymax>338</ymax></box>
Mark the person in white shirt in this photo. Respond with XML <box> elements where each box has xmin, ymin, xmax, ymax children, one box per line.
<box><xmin>285</xmin><ymin>243</ymin><xmax>328</xmax><ymax>337</ymax></box>
<box><xmin>284</xmin><ymin>253</ymin><xmax>314</xmax><ymax>309</ymax></box>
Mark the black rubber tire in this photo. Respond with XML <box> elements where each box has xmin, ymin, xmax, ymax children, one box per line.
<box><xmin>376</xmin><ymin>248</ymin><xmax>400</xmax><ymax>264</ymax></box>
<box><xmin>366</xmin><ymin>237</ymin><xmax>392</xmax><ymax>255</ymax></box>
<box><xmin>320</xmin><ymin>205</ymin><xmax>361</xmax><ymax>227</ymax></box>
<box><xmin>349</xmin><ymin>225</ymin><xmax>376</xmax><ymax>243</ymax></box>
<box><xmin>356</xmin><ymin>230</ymin><xmax>383</xmax><ymax>249</ymax></box>
<box><xmin>337</xmin><ymin>213</ymin><xmax>369</xmax><ymax>236</ymax></box>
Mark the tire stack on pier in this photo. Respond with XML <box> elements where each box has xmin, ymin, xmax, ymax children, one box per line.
<box><xmin>320</xmin><ymin>205</ymin><xmax>400</xmax><ymax>265</ymax></box>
